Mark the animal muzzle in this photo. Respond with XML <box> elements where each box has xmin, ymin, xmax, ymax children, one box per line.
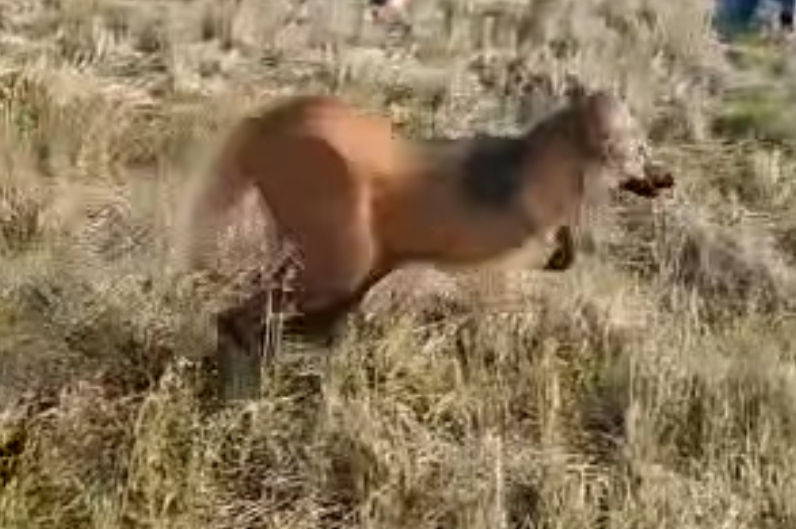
<box><xmin>619</xmin><ymin>161</ymin><xmax>674</xmax><ymax>198</ymax></box>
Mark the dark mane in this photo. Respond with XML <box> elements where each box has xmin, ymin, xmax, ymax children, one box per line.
<box><xmin>419</xmin><ymin>134</ymin><xmax>528</xmax><ymax>209</ymax></box>
<box><xmin>419</xmin><ymin>105</ymin><xmax>586</xmax><ymax>210</ymax></box>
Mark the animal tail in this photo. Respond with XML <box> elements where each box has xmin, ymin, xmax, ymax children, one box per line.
<box><xmin>171</xmin><ymin>119</ymin><xmax>259</xmax><ymax>273</ymax></box>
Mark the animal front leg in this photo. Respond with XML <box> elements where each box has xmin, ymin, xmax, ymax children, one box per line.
<box><xmin>543</xmin><ymin>225</ymin><xmax>577</xmax><ymax>271</ymax></box>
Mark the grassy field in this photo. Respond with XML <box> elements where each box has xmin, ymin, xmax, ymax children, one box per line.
<box><xmin>3</xmin><ymin>0</ymin><xmax>796</xmax><ymax>527</ymax></box>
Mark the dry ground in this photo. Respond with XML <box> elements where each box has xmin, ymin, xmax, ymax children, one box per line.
<box><xmin>3</xmin><ymin>0</ymin><xmax>796</xmax><ymax>528</ymax></box>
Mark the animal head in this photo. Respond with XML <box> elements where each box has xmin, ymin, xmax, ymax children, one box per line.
<box><xmin>567</xmin><ymin>85</ymin><xmax>675</xmax><ymax>199</ymax></box>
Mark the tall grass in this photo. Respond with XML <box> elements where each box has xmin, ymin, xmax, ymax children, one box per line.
<box><xmin>2</xmin><ymin>0</ymin><xmax>796</xmax><ymax>527</ymax></box>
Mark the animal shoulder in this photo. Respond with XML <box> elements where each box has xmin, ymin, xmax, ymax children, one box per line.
<box><xmin>419</xmin><ymin>133</ymin><xmax>530</xmax><ymax>210</ymax></box>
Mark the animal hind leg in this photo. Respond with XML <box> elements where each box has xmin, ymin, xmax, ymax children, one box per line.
<box><xmin>258</xmin><ymin>137</ymin><xmax>381</xmax><ymax>344</ymax></box>
<box><xmin>283</xmin><ymin>264</ymin><xmax>388</xmax><ymax>344</ymax></box>
<box><xmin>213</xmin><ymin>246</ymin><xmax>380</xmax><ymax>401</ymax></box>
<box><xmin>281</xmin><ymin>200</ymin><xmax>380</xmax><ymax>344</ymax></box>
<box><xmin>213</xmin><ymin>134</ymin><xmax>381</xmax><ymax>402</ymax></box>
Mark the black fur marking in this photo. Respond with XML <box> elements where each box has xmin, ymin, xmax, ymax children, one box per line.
<box><xmin>422</xmin><ymin>134</ymin><xmax>529</xmax><ymax>210</ymax></box>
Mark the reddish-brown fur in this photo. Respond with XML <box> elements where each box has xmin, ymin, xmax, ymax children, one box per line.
<box><xmin>185</xmin><ymin>89</ymin><xmax>673</xmax><ymax>348</ymax></box>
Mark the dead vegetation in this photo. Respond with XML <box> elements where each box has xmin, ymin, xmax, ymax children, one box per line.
<box><xmin>2</xmin><ymin>0</ymin><xmax>796</xmax><ymax>528</ymax></box>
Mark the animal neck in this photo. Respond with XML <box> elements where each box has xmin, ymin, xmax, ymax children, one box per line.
<box><xmin>429</xmin><ymin>108</ymin><xmax>597</xmax><ymax>214</ymax></box>
<box><xmin>516</xmin><ymin>105</ymin><xmax>603</xmax><ymax>209</ymax></box>
<box><xmin>518</xmin><ymin>105</ymin><xmax>597</xmax><ymax>166</ymax></box>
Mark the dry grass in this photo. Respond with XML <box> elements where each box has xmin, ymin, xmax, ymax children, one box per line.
<box><xmin>2</xmin><ymin>0</ymin><xmax>796</xmax><ymax>527</ymax></box>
